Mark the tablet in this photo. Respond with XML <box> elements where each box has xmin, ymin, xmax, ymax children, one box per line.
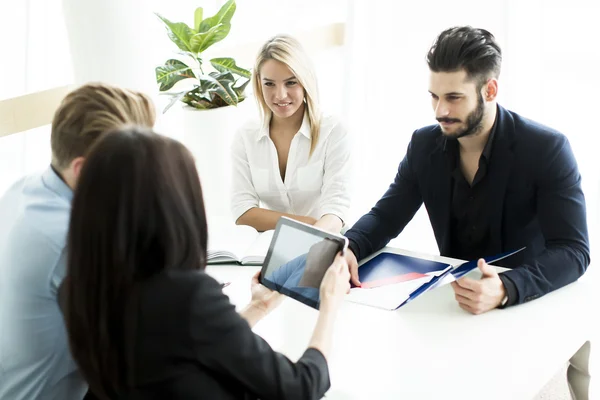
<box><xmin>259</xmin><ymin>217</ymin><xmax>348</xmax><ymax>309</ymax></box>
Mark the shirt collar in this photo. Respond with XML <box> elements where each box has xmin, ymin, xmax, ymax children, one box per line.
<box><xmin>43</xmin><ymin>165</ymin><xmax>74</xmax><ymax>202</ymax></box>
<box><xmin>256</xmin><ymin>111</ymin><xmax>311</xmax><ymax>141</ymax></box>
<box><xmin>297</xmin><ymin>113</ymin><xmax>311</xmax><ymax>139</ymax></box>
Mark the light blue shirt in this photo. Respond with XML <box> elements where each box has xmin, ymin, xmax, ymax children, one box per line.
<box><xmin>0</xmin><ymin>167</ymin><xmax>87</xmax><ymax>400</ymax></box>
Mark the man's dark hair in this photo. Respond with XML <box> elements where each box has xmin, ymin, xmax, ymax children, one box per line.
<box><xmin>427</xmin><ymin>26</ymin><xmax>502</xmax><ymax>88</ymax></box>
<box><xmin>62</xmin><ymin>127</ymin><xmax>208</xmax><ymax>399</ymax></box>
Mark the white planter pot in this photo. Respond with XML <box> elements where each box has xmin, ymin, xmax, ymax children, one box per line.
<box><xmin>174</xmin><ymin>99</ymin><xmax>255</xmax><ymax>220</ymax></box>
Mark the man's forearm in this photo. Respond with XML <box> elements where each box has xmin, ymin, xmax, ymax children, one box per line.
<box><xmin>502</xmin><ymin>244</ymin><xmax>589</xmax><ymax>305</ymax></box>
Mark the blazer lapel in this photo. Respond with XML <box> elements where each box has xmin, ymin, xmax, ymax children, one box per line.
<box><xmin>486</xmin><ymin>106</ymin><xmax>515</xmax><ymax>252</ymax></box>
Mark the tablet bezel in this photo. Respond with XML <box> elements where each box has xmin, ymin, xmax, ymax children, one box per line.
<box><xmin>259</xmin><ymin>216</ymin><xmax>348</xmax><ymax>309</ymax></box>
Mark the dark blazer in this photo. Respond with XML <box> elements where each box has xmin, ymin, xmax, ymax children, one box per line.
<box><xmin>78</xmin><ymin>270</ymin><xmax>330</xmax><ymax>400</ymax></box>
<box><xmin>345</xmin><ymin>105</ymin><xmax>590</xmax><ymax>305</ymax></box>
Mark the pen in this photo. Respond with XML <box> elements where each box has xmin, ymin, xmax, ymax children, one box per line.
<box><xmin>221</xmin><ymin>281</ymin><xmax>231</xmax><ymax>288</ymax></box>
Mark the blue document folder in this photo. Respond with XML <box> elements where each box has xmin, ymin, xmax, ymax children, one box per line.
<box><xmin>345</xmin><ymin>247</ymin><xmax>525</xmax><ymax>310</ymax></box>
<box><xmin>357</xmin><ymin>253</ymin><xmax>449</xmax><ymax>288</ymax></box>
<box><xmin>397</xmin><ymin>247</ymin><xmax>525</xmax><ymax>309</ymax></box>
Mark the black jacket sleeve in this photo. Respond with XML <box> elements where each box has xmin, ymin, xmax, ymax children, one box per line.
<box><xmin>501</xmin><ymin>134</ymin><xmax>590</xmax><ymax>304</ymax></box>
<box><xmin>189</xmin><ymin>274</ymin><xmax>330</xmax><ymax>400</ymax></box>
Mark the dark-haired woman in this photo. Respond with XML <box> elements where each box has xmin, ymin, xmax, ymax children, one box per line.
<box><xmin>61</xmin><ymin>128</ymin><xmax>350</xmax><ymax>400</ymax></box>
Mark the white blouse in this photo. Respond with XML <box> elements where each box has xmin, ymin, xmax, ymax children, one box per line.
<box><xmin>230</xmin><ymin>113</ymin><xmax>352</xmax><ymax>224</ymax></box>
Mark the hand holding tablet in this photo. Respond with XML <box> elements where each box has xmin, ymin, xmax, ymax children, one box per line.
<box><xmin>259</xmin><ymin>217</ymin><xmax>349</xmax><ymax>309</ymax></box>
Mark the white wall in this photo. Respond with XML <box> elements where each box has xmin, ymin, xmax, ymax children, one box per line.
<box><xmin>1</xmin><ymin>0</ymin><xmax>598</xmax><ymax>264</ymax></box>
<box><xmin>0</xmin><ymin>0</ymin><xmax>347</xmax><ymax>194</ymax></box>
<box><xmin>344</xmin><ymin>0</ymin><xmax>600</xmax><ymax>258</ymax></box>
<box><xmin>0</xmin><ymin>0</ymin><xmax>72</xmax><ymax>194</ymax></box>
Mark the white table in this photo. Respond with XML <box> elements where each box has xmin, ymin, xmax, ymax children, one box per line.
<box><xmin>206</xmin><ymin>248</ymin><xmax>597</xmax><ymax>400</ymax></box>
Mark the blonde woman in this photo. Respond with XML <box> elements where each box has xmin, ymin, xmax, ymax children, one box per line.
<box><xmin>231</xmin><ymin>34</ymin><xmax>351</xmax><ymax>233</ymax></box>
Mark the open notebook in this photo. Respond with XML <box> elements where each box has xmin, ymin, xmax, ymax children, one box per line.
<box><xmin>207</xmin><ymin>223</ymin><xmax>274</xmax><ymax>265</ymax></box>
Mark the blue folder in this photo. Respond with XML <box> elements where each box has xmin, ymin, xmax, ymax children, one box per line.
<box><xmin>396</xmin><ymin>247</ymin><xmax>525</xmax><ymax>309</ymax></box>
<box><xmin>357</xmin><ymin>253</ymin><xmax>449</xmax><ymax>288</ymax></box>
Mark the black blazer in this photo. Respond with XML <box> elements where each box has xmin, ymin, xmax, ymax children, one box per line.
<box><xmin>345</xmin><ymin>105</ymin><xmax>590</xmax><ymax>305</ymax></box>
<box><xmin>80</xmin><ymin>271</ymin><xmax>330</xmax><ymax>400</ymax></box>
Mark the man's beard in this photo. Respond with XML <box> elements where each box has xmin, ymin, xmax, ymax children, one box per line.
<box><xmin>438</xmin><ymin>93</ymin><xmax>485</xmax><ymax>139</ymax></box>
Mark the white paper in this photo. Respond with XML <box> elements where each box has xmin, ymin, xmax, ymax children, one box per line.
<box><xmin>207</xmin><ymin>223</ymin><xmax>258</xmax><ymax>262</ymax></box>
<box><xmin>207</xmin><ymin>218</ymin><xmax>274</xmax><ymax>265</ymax></box>
<box><xmin>241</xmin><ymin>230</ymin><xmax>274</xmax><ymax>265</ymax></box>
<box><xmin>344</xmin><ymin>275</ymin><xmax>433</xmax><ymax>310</ymax></box>
<box><xmin>344</xmin><ymin>267</ymin><xmax>457</xmax><ymax>311</ymax></box>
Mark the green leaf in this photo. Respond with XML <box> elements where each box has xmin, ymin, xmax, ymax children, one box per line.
<box><xmin>210</xmin><ymin>57</ymin><xmax>251</xmax><ymax>78</ymax></box>
<box><xmin>198</xmin><ymin>71</ymin><xmax>238</xmax><ymax>106</ymax></box>
<box><xmin>162</xmin><ymin>91</ymin><xmax>188</xmax><ymax>114</ymax></box>
<box><xmin>182</xmin><ymin>97</ymin><xmax>216</xmax><ymax>110</ymax></box>
<box><xmin>233</xmin><ymin>78</ymin><xmax>250</xmax><ymax>96</ymax></box>
<box><xmin>198</xmin><ymin>0</ymin><xmax>236</xmax><ymax>33</ymax></box>
<box><xmin>155</xmin><ymin>59</ymin><xmax>195</xmax><ymax>91</ymax></box>
<box><xmin>182</xmin><ymin>89</ymin><xmax>217</xmax><ymax>109</ymax></box>
<box><xmin>189</xmin><ymin>23</ymin><xmax>231</xmax><ymax>53</ymax></box>
<box><xmin>194</xmin><ymin>7</ymin><xmax>203</xmax><ymax>32</ymax></box>
<box><xmin>155</xmin><ymin>13</ymin><xmax>196</xmax><ymax>53</ymax></box>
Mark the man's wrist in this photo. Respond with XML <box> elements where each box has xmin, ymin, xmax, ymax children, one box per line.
<box><xmin>498</xmin><ymin>273</ymin><xmax>518</xmax><ymax>308</ymax></box>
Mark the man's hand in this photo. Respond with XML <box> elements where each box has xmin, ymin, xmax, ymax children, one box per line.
<box><xmin>345</xmin><ymin>248</ymin><xmax>360</xmax><ymax>286</ymax></box>
<box><xmin>451</xmin><ymin>259</ymin><xmax>506</xmax><ymax>315</ymax></box>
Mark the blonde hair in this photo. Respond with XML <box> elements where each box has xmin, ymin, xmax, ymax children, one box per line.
<box><xmin>51</xmin><ymin>82</ymin><xmax>156</xmax><ymax>170</ymax></box>
<box><xmin>253</xmin><ymin>34</ymin><xmax>321</xmax><ymax>156</ymax></box>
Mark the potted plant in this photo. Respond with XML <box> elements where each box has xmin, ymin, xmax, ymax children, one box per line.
<box><xmin>155</xmin><ymin>0</ymin><xmax>250</xmax><ymax>114</ymax></box>
<box><xmin>155</xmin><ymin>0</ymin><xmax>252</xmax><ymax>218</ymax></box>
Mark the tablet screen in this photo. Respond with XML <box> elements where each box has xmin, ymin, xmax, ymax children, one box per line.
<box><xmin>260</xmin><ymin>217</ymin><xmax>347</xmax><ymax>309</ymax></box>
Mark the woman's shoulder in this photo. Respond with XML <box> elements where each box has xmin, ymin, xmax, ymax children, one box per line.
<box><xmin>318</xmin><ymin>113</ymin><xmax>348</xmax><ymax>140</ymax></box>
<box><xmin>236</xmin><ymin>118</ymin><xmax>264</xmax><ymax>138</ymax></box>
<box><xmin>319</xmin><ymin>113</ymin><xmax>341</xmax><ymax>128</ymax></box>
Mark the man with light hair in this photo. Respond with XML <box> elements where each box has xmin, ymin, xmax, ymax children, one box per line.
<box><xmin>0</xmin><ymin>83</ymin><xmax>156</xmax><ymax>400</ymax></box>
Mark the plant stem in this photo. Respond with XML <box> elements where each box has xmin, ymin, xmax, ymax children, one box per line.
<box><xmin>197</xmin><ymin>57</ymin><xmax>204</xmax><ymax>75</ymax></box>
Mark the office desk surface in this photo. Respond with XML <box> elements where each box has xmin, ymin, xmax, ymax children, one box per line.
<box><xmin>206</xmin><ymin>248</ymin><xmax>596</xmax><ymax>400</ymax></box>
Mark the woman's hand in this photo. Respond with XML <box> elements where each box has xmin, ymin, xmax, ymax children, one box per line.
<box><xmin>250</xmin><ymin>270</ymin><xmax>284</xmax><ymax>314</ymax></box>
<box><xmin>307</xmin><ymin>253</ymin><xmax>350</xmax><ymax>359</ymax></box>
<box><xmin>319</xmin><ymin>253</ymin><xmax>350</xmax><ymax>310</ymax></box>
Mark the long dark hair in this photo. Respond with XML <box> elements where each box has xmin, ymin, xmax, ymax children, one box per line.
<box><xmin>63</xmin><ymin>127</ymin><xmax>208</xmax><ymax>399</ymax></box>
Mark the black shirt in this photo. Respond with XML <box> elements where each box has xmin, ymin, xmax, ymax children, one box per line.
<box><xmin>445</xmin><ymin>119</ymin><xmax>518</xmax><ymax>305</ymax></box>
<box><xmin>447</xmin><ymin>121</ymin><xmax>497</xmax><ymax>262</ymax></box>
